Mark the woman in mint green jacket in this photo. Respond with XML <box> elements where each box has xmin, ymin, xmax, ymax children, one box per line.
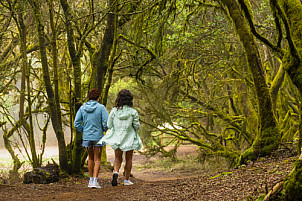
<box><xmin>99</xmin><ymin>89</ymin><xmax>142</xmax><ymax>186</ymax></box>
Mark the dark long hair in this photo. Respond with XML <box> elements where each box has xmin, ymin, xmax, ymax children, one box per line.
<box><xmin>115</xmin><ymin>89</ymin><xmax>133</xmax><ymax>109</ymax></box>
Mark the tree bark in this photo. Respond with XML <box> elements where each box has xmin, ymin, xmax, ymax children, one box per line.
<box><xmin>10</xmin><ymin>0</ymin><xmax>40</xmax><ymax>168</ymax></box>
<box><xmin>278</xmin><ymin>0</ymin><xmax>302</xmax><ymax>91</ymax></box>
<box><xmin>271</xmin><ymin>1</ymin><xmax>302</xmax><ymax>199</ymax></box>
<box><xmin>48</xmin><ymin>0</ymin><xmax>62</xmax><ymax>128</ymax></box>
<box><xmin>59</xmin><ymin>0</ymin><xmax>83</xmax><ymax>174</ymax></box>
<box><xmin>19</xmin><ymin>13</ymin><xmax>39</xmax><ymax>167</ymax></box>
<box><xmin>28</xmin><ymin>0</ymin><xmax>68</xmax><ymax>172</ymax></box>
<box><xmin>92</xmin><ymin>0</ymin><xmax>117</xmax><ymax>94</ymax></box>
<box><xmin>220</xmin><ymin>0</ymin><xmax>280</xmax><ymax>164</ymax></box>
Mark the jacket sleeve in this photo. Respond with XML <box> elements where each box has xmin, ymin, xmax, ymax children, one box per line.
<box><xmin>132</xmin><ymin>110</ymin><xmax>140</xmax><ymax>132</ymax></box>
<box><xmin>74</xmin><ymin>108</ymin><xmax>83</xmax><ymax>132</ymax></box>
<box><xmin>101</xmin><ymin>105</ymin><xmax>109</xmax><ymax>132</ymax></box>
<box><xmin>107</xmin><ymin>109</ymin><xmax>115</xmax><ymax>130</ymax></box>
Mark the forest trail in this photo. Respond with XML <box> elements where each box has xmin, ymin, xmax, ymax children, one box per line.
<box><xmin>0</xmin><ymin>146</ymin><xmax>295</xmax><ymax>201</ymax></box>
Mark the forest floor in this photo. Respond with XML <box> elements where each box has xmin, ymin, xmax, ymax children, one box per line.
<box><xmin>0</xmin><ymin>146</ymin><xmax>296</xmax><ymax>201</ymax></box>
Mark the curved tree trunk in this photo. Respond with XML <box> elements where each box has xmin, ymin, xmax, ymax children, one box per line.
<box><xmin>220</xmin><ymin>0</ymin><xmax>280</xmax><ymax>164</ymax></box>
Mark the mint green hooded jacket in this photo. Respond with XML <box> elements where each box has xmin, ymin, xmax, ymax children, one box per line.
<box><xmin>99</xmin><ymin>105</ymin><xmax>142</xmax><ymax>151</ymax></box>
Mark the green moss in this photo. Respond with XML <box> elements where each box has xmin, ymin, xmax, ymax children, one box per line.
<box><xmin>281</xmin><ymin>0</ymin><xmax>302</xmax><ymax>50</ymax></box>
<box><xmin>255</xmin><ymin>126</ymin><xmax>280</xmax><ymax>152</ymax></box>
<box><xmin>238</xmin><ymin>126</ymin><xmax>279</xmax><ymax>166</ymax></box>
<box><xmin>283</xmin><ymin>159</ymin><xmax>302</xmax><ymax>200</ymax></box>
<box><xmin>255</xmin><ymin>194</ymin><xmax>266</xmax><ymax>201</ymax></box>
<box><xmin>237</xmin><ymin>147</ymin><xmax>256</xmax><ymax>165</ymax></box>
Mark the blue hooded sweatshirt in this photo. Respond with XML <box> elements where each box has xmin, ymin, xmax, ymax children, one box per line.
<box><xmin>74</xmin><ymin>100</ymin><xmax>109</xmax><ymax>142</ymax></box>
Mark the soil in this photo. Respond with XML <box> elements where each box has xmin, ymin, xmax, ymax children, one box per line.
<box><xmin>0</xmin><ymin>146</ymin><xmax>296</xmax><ymax>201</ymax></box>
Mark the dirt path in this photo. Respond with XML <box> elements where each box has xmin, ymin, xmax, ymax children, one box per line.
<box><xmin>0</xmin><ymin>146</ymin><xmax>296</xmax><ymax>201</ymax></box>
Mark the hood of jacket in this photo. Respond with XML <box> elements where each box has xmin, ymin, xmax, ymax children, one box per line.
<box><xmin>114</xmin><ymin>106</ymin><xmax>132</xmax><ymax>120</ymax></box>
<box><xmin>82</xmin><ymin>100</ymin><xmax>99</xmax><ymax>113</ymax></box>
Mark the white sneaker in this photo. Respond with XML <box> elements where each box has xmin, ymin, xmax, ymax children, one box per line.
<box><xmin>124</xmin><ymin>180</ymin><xmax>134</xmax><ymax>185</ymax></box>
<box><xmin>88</xmin><ymin>180</ymin><xmax>94</xmax><ymax>188</ymax></box>
<box><xmin>89</xmin><ymin>180</ymin><xmax>101</xmax><ymax>188</ymax></box>
<box><xmin>93</xmin><ymin>181</ymin><xmax>101</xmax><ymax>189</ymax></box>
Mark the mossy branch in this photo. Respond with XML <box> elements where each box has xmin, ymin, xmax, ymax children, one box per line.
<box><xmin>0</xmin><ymin>43</ymin><xmax>44</xmax><ymax>71</ymax></box>
<box><xmin>0</xmin><ymin>70</ymin><xmax>20</xmax><ymax>94</ymax></box>
<box><xmin>118</xmin><ymin>34</ymin><xmax>156</xmax><ymax>59</ymax></box>
<box><xmin>191</xmin><ymin>1</ymin><xmax>222</xmax><ymax>9</ymax></box>
<box><xmin>118</xmin><ymin>0</ymin><xmax>142</xmax><ymax>27</ymax></box>
<box><xmin>238</xmin><ymin>0</ymin><xmax>284</xmax><ymax>58</ymax></box>
<box><xmin>272</xmin><ymin>0</ymin><xmax>300</xmax><ymax>63</ymax></box>
<box><xmin>270</xmin><ymin>63</ymin><xmax>285</xmax><ymax>111</ymax></box>
<box><xmin>0</xmin><ymin>36</ymin><xmax>18</xmax><ymax>62</ymax></box>
<box><xmin>83</xmin><ymin>39</ymin><xmax>96</xmax><ymax>54</ymax></box>
<box><xmin>180</xmin><ymin>90</ymin><xmax>253</xmax><ymax>145</ymax></box>
<box><xmin>269</xmin><ymin>0</ymin><xmax>283</xmax><ymax>47</ymax></box>
<box><xmin>118</xmin><ymin>34</ymin><xmax>156</xmax><ymax>81</ymax></box>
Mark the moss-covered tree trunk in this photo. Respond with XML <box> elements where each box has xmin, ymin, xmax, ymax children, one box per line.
<box><xmin>91</xmin><ymin>0</ymin><xmax>117</xmax><ymax>95</ymax></box>
<box><xmin>48</xmin><ymin>0</ymin><xmax>62</xmax><ymax>131</ymax></box>
<box><xmin>283</xmin><ymin>156</ymin><xmax>302</xmax><ymax>200</ymax></box>
<box><xmin>59</xmin><ymin>0</ymin><xmax>83</xmax><ymax>174</ymax></box>
<box><xmin>277</xmin><ymin>0</ymin><xmax>302</xmax><ymax>90</ymax></box>
<box><xmin>87</xmin><ymin>0</ymin><xmax>118</xmax><ymax>166</ymax></box>
<box><xmin>236</xmin><ymin>1</ymin><xmax>302</xmax><ymax>199</ymax></box>
<box><xmin>269</xmin><ymin>1</ymin><xmax>302</xmax><ymax>200</ymax></box>
<box><xmin>220</xmin><ymin>0</ymin><xmax>280</xmax><ymax>164</ymax></box>
<box><xmin>91</xmin><ymin>0</ymin><xmax>117</xmax><ymax>166</ymax></box>
<box><xmin>19</xmin><ymin>13</ymin><xmax>38</xmax><ymax>168</ymax></box>
<box><xmin>28</xmin><ymin>0</ymin><xmax>69</xmax><ymax>172</ymax></box>
<box><xmin>11</xmin><ymin>2</ymin><xmax>40</xmax><ymax>168</ymax></box>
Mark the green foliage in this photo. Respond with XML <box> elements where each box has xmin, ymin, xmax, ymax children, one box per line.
<box><xmin>283</xmin><ymin>160</ymin><xmax>302</xmax><ymax>200</ymax></box>
<box><xmin>109</xmin><ymin>78</ymin><xmax>137</xmax><ymax>97</ymax></box>
<box><xmin>106</xmin><ymin>78</ymin><xmax>137</xmax><ymax>110</ymax></box>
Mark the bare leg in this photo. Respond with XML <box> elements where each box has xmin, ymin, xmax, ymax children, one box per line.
<box><xmin>93</xmin><ymin>146</ymin><xmax>103</xmax><ymax>177</ymax></box>
<box><xmin>124</xmin><ymin>150</ymin><xmax>133</xmax><ymax>180</ymax></box>
<box><xmin>114</xmin><ymin>149</ymin><xmax>123</xmax><ymax>172</ymax></box>
<box><xmin>87</xmin><ymin>146</ymin><xmax>95</xmax><ymax>177</ymax></box>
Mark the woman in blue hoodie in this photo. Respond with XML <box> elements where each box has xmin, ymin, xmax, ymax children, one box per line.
<box><xmin>74</xmin><ymin>88</ymin><xmax>108</xmax><ymax>189</ymax></box>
